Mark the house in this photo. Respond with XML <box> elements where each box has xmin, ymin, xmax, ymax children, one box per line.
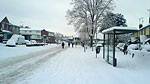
<box><xmin>20</xmin><ymin>28</ymin><xmax>42</xmax><ymax>43</ymax></box>
<box><xmin>0</xmin><ymin>17</ymin><xmax>20</xmax><ymax>42</ymax></box>
<box><xmin>130</xmin><ymin>24</ymin><xmax>150</xmax><ymax>42</ymax></box>
<box><xmin>20</xmin><ymin>28</ymin><xmax>55</xmax><ymax>43</ymax></box>
<box><xmin>48</xmin><ymin>31</ymin><xmax>55</xmax><ymax>43</ymax></box>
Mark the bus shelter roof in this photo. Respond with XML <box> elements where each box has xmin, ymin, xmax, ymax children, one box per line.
<box><xmin>102</xmin><ymin>27</ymin><xmax>139</xmax><ymax>34</ymax></box>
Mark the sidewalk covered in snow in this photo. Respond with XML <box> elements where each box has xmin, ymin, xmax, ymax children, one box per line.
<box><xmin>102</xmin><ymin>27</ymin><xmax>138</xmax><ymax>67</ymax></box>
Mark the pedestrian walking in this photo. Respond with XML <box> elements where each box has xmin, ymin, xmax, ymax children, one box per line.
<box><xmin>68</xmin><ymin>42</ymin><xmax>70</xmax><ymax>47</ymax></box>
<box><xmin>75</xmin><ymin>42</ymin><xmax>78</xmax><ymax>46</ymax></box>
<box><xmin>62</xmin><ymin>42</ymin><xmax>65</xmax><ymax>49</ymax></box>
<box><xmin>71</xmin><ymin>42</ymin><xmax>74</xmax><ymax>48</ymax></box>
<box><xmin>81</xmin><ymin>41</ymin><xmax>85</xmax><ymax>47</ymax></box>
<box><xmin>123</xmin><ymin>44</ymin><xmax>128</xmax><ymax>55</ymax></box>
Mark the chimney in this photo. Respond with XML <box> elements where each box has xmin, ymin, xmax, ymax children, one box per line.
<box><xmin>139</xmin><ymin>24</ymin><xmax>143</xmax><ymax>29</ymax></box>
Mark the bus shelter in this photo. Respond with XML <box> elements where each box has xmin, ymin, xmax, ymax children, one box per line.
<box><xmin>102</xmin><ymin>27</ymin><xmax>138</xmax><ymax>67</ymax></box>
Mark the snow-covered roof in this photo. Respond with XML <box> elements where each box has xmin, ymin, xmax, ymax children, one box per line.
<box><xmin>20</xmin><ymin>28</ymin><xmax>41</xmax><ymax>31</ymax></box>
<box><xmin>2</xmin><ymin>30</ymin><xmax>12</xmax><ymax>33</ymax></box>
<box><xmin>140</xmin><ymin>24</ymin><xmax>150</xmax><ymax>30</ymax></box>
<box><xmin>102</xmin><ymin>27</ymin><xmax>139</xmax><ymax>34</ymax></box>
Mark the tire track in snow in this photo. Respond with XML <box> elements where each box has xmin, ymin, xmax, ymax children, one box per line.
<box><xmin>0</xmin><ymin>46</ymin><xmax>67</xmax><ymax>84</ymax></box>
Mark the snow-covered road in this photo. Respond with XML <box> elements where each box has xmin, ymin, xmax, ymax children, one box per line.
<box><xmin>14</xmin><ymin>46</ymin><xmax>119</xmax><ymax>84</ymax></box>
<box><xmin>14</xmin><ymin>46</ymin><xmax>150</xmax><ymax>84</ymax></box>
<box><xmin>0</xmin><ymin>45</ymin><xmax>67</xmax><ymax>84</ymax></box>
<box><xmin>1</xmin><ymin>45</ymin><xmax>150</xmax><ymax>84</ymax></box>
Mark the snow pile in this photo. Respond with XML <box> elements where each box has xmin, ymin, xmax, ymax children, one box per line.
<box><xmin>0</xmin><ymin>43</ymin><xmax>59</xmax><ymax>61</ymax></box>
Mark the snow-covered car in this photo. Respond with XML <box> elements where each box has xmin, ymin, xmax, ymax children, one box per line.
<box><xmin>143</xmin><ymin>38</ymin><xmax>150</xmax><ymax>44</ymax></box>
<box><xmin>30</xmin><ymin>40</ymin><xmax>37</xmax><ymax>44</ymax></box>
<box><xmin>127</xmin><ymin>44</ymin><xmax>139</xmax><ymax>56</ymax></box>
<box><xmin>6</xmin><ymin>39</ymin><xmax>16</xmax><ymax>47</ymax></box>
<box><xmin>16</xmin><ymin>36</ymin><xmax>26</xmax><ymax>45</ymax></box>
<box><xmin>128</xmin><ymin>44</ymin><xmax>139</xmax><ymax>50</ymax></box>
<box><xmin>117</xmin><ymin>43</ymin><xmax>125</xmax><ymax>51</ymax></box>
<box><xmin>141</xmin><ymin>44</ymin><xmax>150</xmax><ymax>52</ymax></box>
<box><xmin>25</xmin><ymin>40</ymin><xmax>31</xmax><ymax>44</ymax></box>
<box><xmin>6</xmin><ymin>34</ymin><xmax>26</xmax><ymax>47</ymax></box>
<box><xmin>6</xmin><ymin>34</ymin><xmax>20</xmax><ymax>47</ymax></box>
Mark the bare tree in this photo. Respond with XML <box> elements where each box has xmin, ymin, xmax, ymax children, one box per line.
<box><xmin>66</xmin><ymin>0</ymin><xmax>114</xmax><ymax>50</ymax></box>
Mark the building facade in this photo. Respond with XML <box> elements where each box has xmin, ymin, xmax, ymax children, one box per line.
<box><xmin>48</xmin><ymin>31</ymin><xmax>55</xmax><ymax>43</ymax></box>
<box><xmin>20</xmin><ymin>28</ymin><xmax>55</xmax><ymax>43</ymax></box>
<box><xmin>20</xmin><ymin>28</ymin><xmax>42</xmax><ymax>42</ymax></box>
<box><xmin>0</xmin><ymin>17</ymin><xmax>20</xmax><ymax>42</ymax></box>
<box><xmin>131</xmin><ymin>24</ymin><xmax>150</xmax><ymax>41</ymax></box>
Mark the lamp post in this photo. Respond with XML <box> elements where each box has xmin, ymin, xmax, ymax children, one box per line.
<box><xmin>147</xmin><ymin>9</ymin><xmax>150</xmax><ymax>24</ymax></box>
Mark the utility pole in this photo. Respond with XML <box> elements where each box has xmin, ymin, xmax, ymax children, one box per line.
<box><xmin>147</xmin><ymin>9</ymin><xmax>150</xmax><ymax>24</ymax></box>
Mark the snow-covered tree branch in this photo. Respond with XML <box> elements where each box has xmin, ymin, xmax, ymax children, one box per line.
<box><xmin>66</xmin><ymin>0</ymin><xmax>114</xmax><ymax>47</ymax></box>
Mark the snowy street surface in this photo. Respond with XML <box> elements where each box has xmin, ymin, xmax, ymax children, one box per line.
<box><xmin>1</xmin><ymin>44</ymin><xmax>150</xmax><ymax>84</ymax></box>
<box><xmin>0</xmin><ymin>44</ymin><xmax>65</xmax><ymax>84</ymax></box>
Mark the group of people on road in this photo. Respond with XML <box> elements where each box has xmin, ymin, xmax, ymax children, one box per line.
<box><xmin>61</xmin><ymin>41</ymin><xmax>75</xmax><ymax>49</ymax></box>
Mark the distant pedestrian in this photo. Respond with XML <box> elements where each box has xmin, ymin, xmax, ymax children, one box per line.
<box><xmin>81</xmin><ymin>41</ymin><xmax>85</xmax><ymax>47</ymax></box>
<box><xmin>75</xmin><ymin>42</ymin><xmax>78</xmax><ymax>46</ymax></box>
<box><xmin>62</xmin><ymin>42</ymin><xmax>65</xmax><ymax>49</ymax></box>
<box><xmin>68</xmin><ymin>42</ymin><xmax>70</xmax><ymax>47</ymax></box>
<box><xmin>71</xmin><ymin>42</ymin><xmax>74</xmax><ymax>48</ymax></box>
<box><xmin>123</xmin><ymin>44</ymin><xmax>128</xmax><ymax>55</ymax></box>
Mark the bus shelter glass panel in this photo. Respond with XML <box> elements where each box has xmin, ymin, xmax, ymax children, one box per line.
<box><xmin>108</xmin><ymin>33</ymin><xmax>114</xmax><ymax>64</ymax></box>
<box><xmin>104</xmin><ymin>34</ymin><xmax>108</xmax><ymax>61</ymax></box>
<box><xmin>104</xmin><ymin>33</ymin><xmax>114</xmax><ymax>64</ymax></box>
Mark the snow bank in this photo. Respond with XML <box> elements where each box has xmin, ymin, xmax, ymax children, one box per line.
<box><xmin>0</xmin><ymin>43</ymin><xmax>59</xmax><ymax>61</ymax></box>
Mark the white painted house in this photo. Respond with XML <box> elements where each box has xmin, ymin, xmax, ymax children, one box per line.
<box><xmin>20</xmin><ymin>28</ymin><xmax>42</xmax><ymax>42</ymax></box>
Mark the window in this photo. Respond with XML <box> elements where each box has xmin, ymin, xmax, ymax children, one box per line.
<box><xmin>2</xmin><ymin>24</ymin><xmax>4</xmax><ymax>28</ymax></box>
<box><xmin>36</xmin><ymin>31</ymin><xmax>40</xmax><ymax>33</ymax></box>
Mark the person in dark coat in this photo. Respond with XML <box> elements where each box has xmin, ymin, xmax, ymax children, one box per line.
<box><xmin>68</xmin><ymin>42</ymin><xmax>70</xmax><ymax>47</ymax></box>
<box><xmin>123</xmin><ymin>44</ymin><xmax>128</xmax><ymax>55</ymax></box>
<box><xmin>71</xmin><ymin>42</ymin><xmax>74</xmax><ymax>48</ymax></box>
<box><xmin>62</xmin><ymin>42</ymin><xmax>65</xmax><ymax>49</ymax></box>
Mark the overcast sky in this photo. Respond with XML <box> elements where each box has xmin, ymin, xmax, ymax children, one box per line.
<box><xmin>0</xmin><ymin>0</ymin><xmax>150</xmax><ymax>36</ymax></box>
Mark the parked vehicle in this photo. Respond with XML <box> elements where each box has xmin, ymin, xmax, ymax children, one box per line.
<box><xmin>140</xmin><ymin>38</ymin><xmax>150</xmax><ymax>52</ymax></box>
<box><xmin>143</xmin><ymin>38</ymin><xmax>150</xmax><ymax>44</ymax></box>
<box><xmin>6</xmin><ymin>35</ymin><xmax>26</xmax><ymax>47</ymax></box>
<box><xmin>16</xmin><ymin>36</ymin><xmax>26</xmax><ymax>45</ymax></box>
<box><xmin>26</xmin><ymin>40</ymin><xmax>46</xmax><ymax>47</ymax></box>
<box><xmin>141</xmin><ymin>44</ymin><xmax>150</xmax><ymax>52</ymax></box>
<box><xmin>117</xmin><ymin>43</ymin><xmax>125</xmax><ymax>51</ymax></box>
<box><xmin>6</xmin><ymin>39</ymin><xmax>16</xmax><ymax>47</ymax></box>
<box><xmin>25</xmin><ymin>40</ymin><xmax>31</xmax><ymax>44</ymax></box>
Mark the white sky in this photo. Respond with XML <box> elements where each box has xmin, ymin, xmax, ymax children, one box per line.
<box><xmin>0</xmin><ymin>0</ymin><xmax>150</xmax><ymax>36</ymax></box>
<box><xmin>114</xmin><ymin>0</ymin><xmax>150</xmax><ymax>28</ymax></box>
